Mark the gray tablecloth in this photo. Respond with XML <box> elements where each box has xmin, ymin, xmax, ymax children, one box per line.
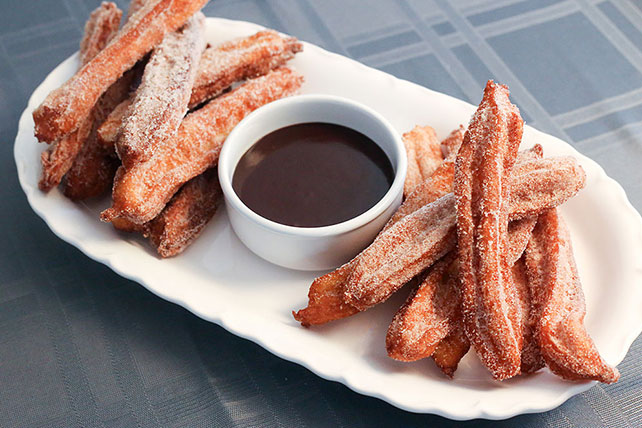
<box><xmin>2</xmin><ymin>0</ymin><xmax>641</xmax><ymax>426</ymax></box>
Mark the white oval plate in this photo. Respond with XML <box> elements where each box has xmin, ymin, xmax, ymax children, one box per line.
<box><xmin>14</xmin><ymin>17</ymin><xmax>642</xmax><ymax>420</ymax></box>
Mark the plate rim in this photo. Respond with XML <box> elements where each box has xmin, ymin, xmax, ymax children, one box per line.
<box><xmin>14</xmin><ymin>16</ymin><xmax>642</xmax><ymax>421</ymax></box>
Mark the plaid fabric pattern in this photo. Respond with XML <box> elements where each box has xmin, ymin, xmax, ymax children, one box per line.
<box><xmin>1</xmin><ymin>1</ymin><xmax>641</xmax><ymax>426</ymax></box>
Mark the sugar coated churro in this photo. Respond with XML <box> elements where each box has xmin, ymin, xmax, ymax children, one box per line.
<box><xmin>38</xmin><ymin>2</ymin><xmax>122</xmax><ymax>191</ymax></box>
<box><xmin>402</xmin><ymin>125</ymin><xmax>443</xmax><ymax>197</ymax></box>
<box><xmin>525</xmin><ymin>210</ymin><xmax>619</xmax><ymax>383</ymax></box>
<box><xmin>189</xmin><ymin>30</ymin><xmax>303</xmax><ymax>108</ymax></box>
<box><xmin>116</xmin><ymin>12</ymin><xmax>206</xmax><ymax>168</ymax></box>
<box><xmin>146</xmin><ymin>168</ymin><xmax>222</xmax><ymax>257</ymax></box>
<box><xmin>33</xmin><ymin>0</ymin><xmax>209</xmax><ymax>143</ymax></box>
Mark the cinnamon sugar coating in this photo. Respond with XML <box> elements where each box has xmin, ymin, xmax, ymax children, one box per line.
<box><xmin>102</xmin><ymin>67</ymin><xmax>303</xmax><ymax>224</ymax></box>
<box><xmin>80</xmin><ymin>2</ymin><xmax>122</xmax><ymax>66</ymax></box>
<box><xmin>190</xmin><ymin>30</ymin><xmax>302</xmax><ymax>108</ymax></box>
<box><xmin>402</xmin><ymin>125</ymin><xmax>443</xmax><ymax>197</ymax></box>
<box><xmin>146</xmin><ymin>168</ymin><xmax>222</xmax><ymax>257</ymax></box>
<box><xmin>512</xmin><ymin>255</ymin><xmax>545</xmax><ymax>374</ymax></box>
<box><xmin>62</xmin><ymin>65</ymin><xmax>143</xmax><ymax>200</ymax></box>
<box><xmin>386</xmin><ymin>255</ymin><xmax>458</xmax><ymax>362</ymax></box>
<box><xmin>525</xmin><ymin>210</ymin><xmax>619</xmax><ymax>383</ymax></box>
<box><xmin>386</xmin><ymin>211</ymin><xmax>537</xmax><ymax>367</ymax></box>
<box><xmin>38</xmin><ymin>2</ymin><xmax>122</xmax><ymax>191</ymax></box>
<box><xmin>117</xmin><ymin>13</ymin><xmax>206</xmax><ymax>168</ymax></box>
<box><xmin>33</xmin><ymin>0</ymin><xmax>209</xmax><ymax>143</ymax></box>
<box><xmin>454</xmin><ymin>80</ymin><xmax>524</xmax><ymax>380</ymax></box>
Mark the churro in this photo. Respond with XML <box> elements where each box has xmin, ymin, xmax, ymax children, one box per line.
<box><xmin>189</xmin><ymin>30</ymin><xmax>303</xmax><ymax>108</ymax></box>
<box><xmin>146</xmin><ymin>168</ymin><xmax>222</xmax><ymax>257</ymax></box>
<box><xmin>431</xmin><ymin>323</ymin><xmax>469</xmax><ymax>377</ymax></box>
<box><xmin>61</xmin><ymin>65</ymin><xmax>143</xmax><ymax>200</ymax></box>
<box><xmin>512</xmin><ymin>255</ymin><xmax>545</xmax><ymax>374</ymax></box>
<box><xmin>525</xmin><ymin>210</ymin><xmax>619</xmax><ymax>383</ymax></box>
<box><xmin>102</xmin><ymin>67</ymin><xmax>303</xmax><ymax>224</ymax></box>
<box><xmin>38</xmin><ymin>2</ymin><xmax>122</xmax><ymax>191</ymax></box>
<box><xmin>402</xmin><ymin>125</ymin><xmax>442</xmax><ymax>197</ymax></box>
<box><xmin>116</xmin><ymin>12</ymin><xmax>206</xmax><ymax>168</ymax></box>
<box><xmin>386</xmin><ymin>211</ymin><xmax>538</xmax><ymax>365</ymax></box>
<box><xmin>33</xmin><ymin>0</ymin><xmax>209</xmax><ymax>143</ymax></box>
<box><xmin>96</xmin><ymin>98</ymin><xmax>133</xmax><ymax>147</ymax></box>
<box><xmin>386</xmin><ymin>255</ymin><xmax>457</xmax><ymax>362</ymax></box>
<box><xmin>440</xmin><ymin>126</ymin><xmax>465</xmax><ymax>159</ymax></box>
<box><xmin>454</xmin><ymin>81</ymin><xmax>523</xmax><ymax>380</ymax></box>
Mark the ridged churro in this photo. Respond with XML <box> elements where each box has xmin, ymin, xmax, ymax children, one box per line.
<box><xmin>525</xmin><ymin>210</ymin><xmax>619</xmax><ymax>383</ymax></box>
<box><xmin>38</xmin><ymin>2</ymin><xmax>122</xmax><ymax>191</ymax></box>
<box><xmin>33</xmin><ymin>0</ymin><xmax>209</xmax><ymax>143</ymax></box>
<box><xmin>102</xmin><ymin>67</ymin><xmax>303</xmax><ymax>224</ymax></box>
<box><xmin>146</xmin><ymin>168</ymin><xmax>222</xmax><ymax>257</ymax></box>
<box><xmin>116</xmin><ymin>12</ymin><xmax>206</xmax><ymax>168</ymax></box>
<box><xmin>402</xmin><ymin>125</ymin><xmax>443</xmax><ymax>197</ymax></box>
<box><xmin>189</xmin><ymin>30</ymin><xmax>303</xmax><ymax>108</ymax></box>
<box><xmin>454</xmin><ymin>81</ymin><xmax>523</xmax><ymax>380</ymax></box>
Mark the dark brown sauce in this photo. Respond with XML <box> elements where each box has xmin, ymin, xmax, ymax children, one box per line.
<box><xmin>232</xmin><ymin>123</ymin><xmax>395</xmax><ymax>227</ymax></box>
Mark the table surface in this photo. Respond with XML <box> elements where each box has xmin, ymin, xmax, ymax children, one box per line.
<box><xmin>2</xmin><ymin>0</ymin><xmax>641</xmax><ymax>426</ymax></box>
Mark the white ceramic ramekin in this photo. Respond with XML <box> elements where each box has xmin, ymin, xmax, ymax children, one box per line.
<box><xmin>218</xmin><ymin>94</ymin><xmax>407</xmax><ymax>271</ymax></box>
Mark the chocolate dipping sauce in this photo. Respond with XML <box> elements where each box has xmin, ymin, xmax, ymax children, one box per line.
<box><xmin>232</xmin><ymin>123</ymin><xmax>395</xmax><ymax>227</ymax></box>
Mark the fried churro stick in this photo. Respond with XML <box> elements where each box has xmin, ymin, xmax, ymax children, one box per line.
<box><xmin>525</xmin><ymin>210</ymin><xmax>619</xmax><ymax>383</ymax></box>
<box><xmin>386</xmin><ymin>213</ymin><xmax>536</xmax><ymax>364</ymax></box>
<box><xmin>386</xmin><ymin>254</ymin><xmax>457</xmax><ymax>362</ymax></box>
<box><xmin>116</xmin><ymin>13</ymin><xmax>206</xmax><ymax>168</ymax></box>
<box><xmin>61</xmin><ymin>65</ymin><xmax>143</xmax><ymax>200</ymax></box>
<box><xmin>126</xmin><ymin>0</ymin><xmax>148</xmax><ymax>20</ymax></box>
<box><xmin>454</xmin><ymin>81</ymin><xmax>523</xmax><ymax>380</ymax></box>
<box><xmin>440</xmin><ymin>125</ymin><xmax>465</xmax><ymax>159</ymax></box>
<box><xmin>80</xmin><ymin>2</ymin><xmax>122</xmax><ymax>65</ymax></box>
<box><xmin>38</xmin><ymin>2</ymin><xmax>122</xmax><ymax>191</ymax></box>
<box><xmin>512</xmin><ymin>255</ymin><xmax>545</xmax><ymax>374</ymax></box>
<box><xmin>96</xmin><ymin>97</ymin><xmax>133</xmax><ymax>147</ymax></box>
<box><xmin>189</xmin><ymin>30</ymin><xmax>303</xmax><ymax>108</ymax></box>
<box><xmin>294</xmin><ymin>155</ymin><xmax>586</xmax><ymax>326</ymax></box>
<box><xmin>102</xmin><ymin>67</ymin><xmax>303</xmax><ymax>224</ymax></box>
<box><xmin>432</xmin><ymin>323</ymin><xmax>469</xmax><ymax>377</ymax></box>
<box><xmin>146</xmin><ymin>168</ymin><xmax>222</xmax><ymax>257</ymax></box>
<box><xmin>402</xmin><ymin>125</ymin><xmax>442</xmax><ymax>197</ymax></box>
<box><xmin>96</xmin><ymin>30</ymin><xmax>303</xmax><ymax>148</ymax></box>
<box><xmin>33</xmin><ymin>0</ymin><xmax>209</xmax><ymax>143</ymax></box>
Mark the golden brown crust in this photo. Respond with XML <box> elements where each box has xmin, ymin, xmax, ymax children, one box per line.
<box><xmin>512</xmin><ymin>255</ymin><xmax>545</xmax><ymax>374</ymax></box>
<box><xmin>386</xmin><ymin>255</ymin><xmax>457</xmax><ymax>362</ymax></box>
<box><xmin>431</xmin><ymin>323</ymin><xmax>469</xmax><ymax>378</ymax></box>
<box><xmin>38</xmin><ymin>2</ymin><xmax>122</xmax><ymax>191</ymax></box>
<box><xmin>61</xmin><ymin>65</ymin><xmax>143</xmax><ymax>200</ymax></box>
<box><xmin>525</xmin><ymin>210</ymin><xmax>619</xmax><ymax>383</ymax></box>
<box><xmin>101</xmin><ymin>67</ymin><xmax>303</xmax><ymax>224</ymax></box>
<box><xmin>146</xmin><ymin>168</ymin><xmax>222</xmax><ymax>257</ymax></box>
<box><xmin>33</xmin><ymin>0</ymin><xmax>209</xmax><ymax>143</ymax></box>
<box><xmin>439</xmin><ymin>125</ymin><xmax>465</xmax><ymax>159</ymax></box>
<box><xmin>96</xmin><ymin>98</ymin><xmax>133</xmax><ymax>147</ymax></box>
